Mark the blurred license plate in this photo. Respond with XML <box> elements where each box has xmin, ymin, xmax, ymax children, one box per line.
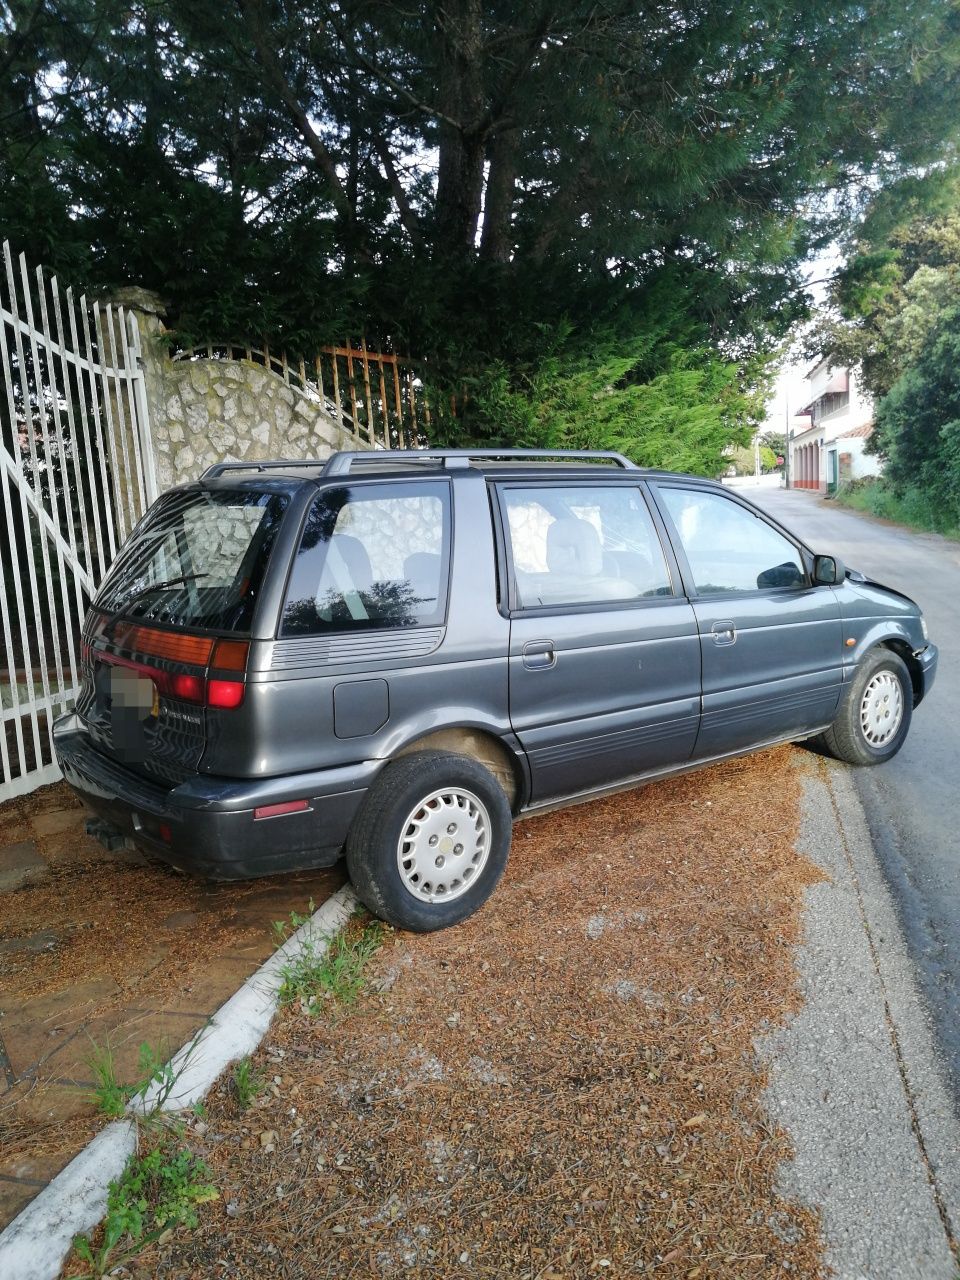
<box><xmin>110</xmin><ymin>668</ymin><xmax>155</xmax><ymax>721</ymax></box>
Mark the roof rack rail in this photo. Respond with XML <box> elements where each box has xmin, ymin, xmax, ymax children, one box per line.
<box><xmin>200</xmin><ymin>459</ymin><xmax>327</xmax><ymax>479</ymax></box>
<box><xmin>321</xmin><ymin>448</ymin><xmax>636</xmax><ymax>475</ymax></box>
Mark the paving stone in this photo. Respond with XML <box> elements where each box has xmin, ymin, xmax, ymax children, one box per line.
<box><xmin>0</xmin><ymin>977</ymin><xmax>121</xmax><ymax>1028</ymax></box>
<box><xmin>0</xmin><ymin>840</ymin><xmax>48</xmax><ymax>892</ymax></box>
<box><xmin>224</xmin><ymin>869</ymin><xmax>344</xmax><ymax>931</ymax></box>
<box><xmin>156</xmin><ymin>955</ymin><xmax>257</xmax><ymax>1016</ymax></box>
<box><xmin>0</xmin><ymin>1176</ymin><xmax>43</xmax><ymax>1226</ymax></box>
<box><xmin>0</xmin><ymin>1148</ymin><xmax>73</xmax><ymax>1185</ymax></box>
<box><xmin>27</xmin><ymin>783</ymin><xmax>78</xmax><ymax>812</ymax></box>
<box><xmin>0</xmin><ymin>928</ymin><xmax>59</xmax><ymax>956</ymax></box>
<box><xmin>0</xmin><ymin>1018</ymin><xmax>81</xmax><ymax>1078</ymax></box>
<box><xmin>66</xmin><ymin>1009</ymin><xmax>211</xmax><ymax>1085</ymax></box>
<box><xmin>161</xmin><ymin>910</ymin><xmax>199</xmax><ymax>931</ymax></box>
<box><xmin>38</xmin><ymin>836</ymin><xmax>109</xmax><ymax>867</ymax></box>
<box><xmin>11</xmin><ymin>1081</ymin><xmax>96</xmax><ymax>1126</ymax></box>
<box><xmin>220</xmin><ymin>935</ymin><xmax>277</xmax><ymax>963</ymax></box>
<box><xmin>0</xmin><ymin>1151</ymin><xmax>73</xmax><ymax>1233</ymax></box>
<box><xmin>31</xmin><ymin>809</ymin><xmax>82</xmax><ymax>838</ymax></box>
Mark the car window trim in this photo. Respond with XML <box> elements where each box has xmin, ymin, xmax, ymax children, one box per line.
<box><xmin>648</xmin><ymin>481</ymin><xmax>815</xmax><ymax>600</ymax></box>
<box><xmin>492</xmin><ymin>477</ymin><xmax>685</xmax><ymax>617</ymax></box>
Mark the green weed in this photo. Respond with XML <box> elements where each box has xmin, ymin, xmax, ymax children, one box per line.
<box><xmin>230</xmin><ymin>1055</ymin><xmax>264</xmax><ymax>1109</ymax></box>
<box><xmin>86</xmin><ymin>1039</ymin><xmax>183</xmax><ymax>1117</ymax></box>
<box><xmin>270</xmin><ymin>898</ymin><xmax>315</xmax><ymax>947</ymax></box>
<box><xmin>273</xmin><ymin>910</ymin><xmax>384</xmax><ymax>1010</ymax></box>
<box><xmin>67</xmin><ymin>1134</ymin><xmax>218</xmax><ymax>1279</ymax></box>
<box><xmin>88</xmin><ymin>1044</ymin><xmax>130</xmax><ymax>1118</ymax></box>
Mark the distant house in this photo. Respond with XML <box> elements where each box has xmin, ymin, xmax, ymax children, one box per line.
<box><xmin>789</xmin><ymin>359</ymin><xmax>881</xmax><ymax>492</ymax></box>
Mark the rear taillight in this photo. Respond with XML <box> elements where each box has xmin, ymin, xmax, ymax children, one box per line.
<box><xmin>206</xmin><ymin>639</ymin><xmax>249</xmax><ymax>708</ymax></box>
<box><xmin>98</xmin><ymin>625</ymin><xmax>250</xmax><ymax>710</ymax></box>
<box><xmin>170</xmin><ymin>673</ymin><xmax>205</xmax><ymax>703</ymax></box>
<box><xmin>207</xmin><ymin>679</ymin><xmax>245</xmax><ymax>709</ymax></box>
<box><xmin>211</xmin><ymin>639</ymin><xmax>248</xmax><ymax>670</ymax></box>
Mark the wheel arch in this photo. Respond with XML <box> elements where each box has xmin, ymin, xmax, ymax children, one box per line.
<box><xmin>877</xmin><ymin>638</ymin><xmax>924</xmax><ymax>706</ymax></box>
<box><xmin>392</xmin><ymin>728</ymin><xmax>524</xmax><ymax>810</ymax></box>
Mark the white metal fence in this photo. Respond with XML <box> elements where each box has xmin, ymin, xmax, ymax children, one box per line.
<box><xmin>0</xmin><ymin>240</ymin><xmax>157</xmax><ymax>801</ymax></box>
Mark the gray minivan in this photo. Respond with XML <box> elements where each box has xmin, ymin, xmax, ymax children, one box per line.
<box><xmin>54</xmin><ymin>450</ymin><xmax>938</xmax><ymax>931</ymax></box>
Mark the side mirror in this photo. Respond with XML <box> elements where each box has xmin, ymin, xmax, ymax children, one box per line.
<box><xmin>813</xmin><ymin>554</ymin><xmax>846</xmax><ymax>585</ymax></box>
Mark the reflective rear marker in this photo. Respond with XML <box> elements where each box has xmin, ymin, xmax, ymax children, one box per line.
<box><xmin>253</xmin><ymin>800</ymin><xmax>310</xmax><ymax>820</ymax></box>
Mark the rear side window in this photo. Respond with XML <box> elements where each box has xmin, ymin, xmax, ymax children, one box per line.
<box><xmin>658</xmin><ymin>487</ymin><xmax>805</xmax><ymax>594</ymax></box>
<box><xmin>502</xmin><ymin>485</ymin><xmax>673</xmax><ymax>608</ymax></box>
<box><xmin>94</xmin><ymin>489</ymin><xmax>288</xmax><ymax>632</ymax></box>
<box><xmin>281</xmin><ymin>482</ymin><xmax>450</xmax><ymax>635</ymax></box>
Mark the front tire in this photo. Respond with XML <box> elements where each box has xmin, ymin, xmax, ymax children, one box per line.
<box><xmin>814</xmin><ymin>648</ymin><xmax>912</xmax><ymax>766</ymax></box>
<box><xmin>346</xmin><ymin>750</ymin><xmax>513</xmax><ymax>932</ymax></box>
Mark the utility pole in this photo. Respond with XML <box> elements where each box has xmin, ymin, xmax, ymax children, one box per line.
<box><xmin>784</xmin><ymin>384</ymin><xmax>791</xmax><ymax>489</ymax></box>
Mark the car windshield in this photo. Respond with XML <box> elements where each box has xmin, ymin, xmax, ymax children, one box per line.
<box><xmin>94</xmin><ymin>489</ymin><xmax>288</xmax><ymax>632</ymax></box>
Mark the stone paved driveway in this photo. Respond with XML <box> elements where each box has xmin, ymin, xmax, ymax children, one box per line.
<box><xmin>0</xmin><ymin>782</ymin><xmax>343</xmax><ymax>1230</ymax></box>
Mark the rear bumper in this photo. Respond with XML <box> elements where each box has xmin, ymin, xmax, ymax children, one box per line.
<box><xmin>53</xmin><ymin>713</ymin><xmax>376</xmax><ymax>879</ymax></box>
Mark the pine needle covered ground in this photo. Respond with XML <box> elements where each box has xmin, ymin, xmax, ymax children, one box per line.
<box><xmin>112</xmin><ymin>745</ymin><xmax>825</xmax><ymax>1280</ymax></box>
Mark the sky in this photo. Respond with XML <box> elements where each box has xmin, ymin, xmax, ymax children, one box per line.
<box><xmin>761</xmin><ymin>247</ymin><xmax>842</xmax><ymax>434</ymax></box>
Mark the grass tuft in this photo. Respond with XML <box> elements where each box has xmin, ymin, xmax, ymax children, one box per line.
<box><xmin>88</xmin><ymin>1043</ymin><xmax>131</xmax><ymax>1118</ymax></box>
<box><xmin>273</xmin><ymin>908</ymin><xmax>385</xmax><ymax>1011</ymax></box>
<box><xmin>86</xmin><ymin>1039</ymin><xmax>183</xmax><ymax>1117</ymax></box>
<box><xmin>231</xmin><ymin>1055</ymin><xmax>264</xmax><ymax>1109</ymax></box>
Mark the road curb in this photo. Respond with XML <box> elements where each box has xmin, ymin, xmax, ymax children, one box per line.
<box><xmin>762</xmin><ymin>755</ymin><xmax>960</xmax><ymax>1279</ymax></box>
<box><xmin>0</xmin><ymin>884</ymin><xmax>358</xmax><ymax>1280</ymax></box>
<box><xmin>825</xmin><ymin>764</ymin><xmax>960</xmax><ymax>1245</ymax></box>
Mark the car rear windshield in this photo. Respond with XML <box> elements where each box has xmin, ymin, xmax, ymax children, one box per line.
<box><xmin>94</xmin><ymin>489</ymin><xmax>289</xmax><ymax>633</ymax></box>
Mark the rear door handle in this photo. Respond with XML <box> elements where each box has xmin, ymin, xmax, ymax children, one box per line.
<box><xmin>522</xmin><ymin>640</ymin><xmax>556</xmax><ymax>670</ymax></box>
<box><xmin>711</xmin><ymin>621</ymin><xmax>737</xmax><ymax>646</ymax></box>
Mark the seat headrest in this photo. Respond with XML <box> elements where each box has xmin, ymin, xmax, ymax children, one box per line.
<box><xmin>546</xmin><ymin>517</ymin><xmax>604</xmax><ymax>577</ymax></box>
<box><xmin>324</xmin><ymin>533</ymin><xmax>373</xmax><ymax>590</ymax></box>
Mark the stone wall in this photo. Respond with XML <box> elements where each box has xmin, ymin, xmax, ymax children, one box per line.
<box><xmin>152</xmin><ymin>355</ymin><xmax>357</xmax><ymax>491</ymax></box>
<box><xmin>116</xmin><ymin>290</ymin><xmax>370</xmax><ymax>495</ymax></box>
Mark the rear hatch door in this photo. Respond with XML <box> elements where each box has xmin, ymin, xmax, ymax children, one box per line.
<box><xmin>77</xmin><ymin>487</ymin><xmax>289</xmax><ymax>785</ymax></box>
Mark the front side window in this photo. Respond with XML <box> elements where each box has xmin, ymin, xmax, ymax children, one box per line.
<box><xmin>94</xmin><ymin>489</ymin><xmax>288</xmax><ymax>632</ymax></box>
<box><xmin>281</xmin><ymin>482</ymin><xmax>450</xmax><ymax>635</ymax></box>
<box><xmin>659</xmin><ymin>487</ymin><xmax>805</xmax><ymax>595</ymax></box>
<box><xmin>501</xmin><ymin>485</ymin><xmax>673</xmax><ymax>608</ymax></box>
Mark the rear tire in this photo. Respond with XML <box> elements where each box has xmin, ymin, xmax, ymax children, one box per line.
<box><xmin>813</xmin><ymin>648</ymin><xmax>912</xmax><ymax>766</ymax></box>
<box><xmin>346</xmin><ymin>750</ymin><xmax>512</xmax><ymax>932</ymax></box>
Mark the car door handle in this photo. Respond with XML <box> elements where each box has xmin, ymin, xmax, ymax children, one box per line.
<box><xmin>522</xmin><ymin>640</ymin><xmax>556</xmax><ymax>670</ymax></box>
<box><xmin>711</xmin><ymin>621</ymin><xmax>737</xmax><ymax>646</ymax></box>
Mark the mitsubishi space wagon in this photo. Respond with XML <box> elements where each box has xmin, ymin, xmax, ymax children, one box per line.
<box><xmin>54</xmin><ymin>449</ymin><xmax>938</xmax><ymax>931</ymax></box>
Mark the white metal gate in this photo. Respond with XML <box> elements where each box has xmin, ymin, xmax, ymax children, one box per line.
<box><xmin>0</xmin><ymin>240</ymin><xmax>157</xmax><ymax>801</ymax></box>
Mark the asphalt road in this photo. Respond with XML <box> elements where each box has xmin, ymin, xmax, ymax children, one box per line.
<box><xmin>745</xmin><ymin>484</ymin><xmax>960</xmax><ymax>1103</ymax></box>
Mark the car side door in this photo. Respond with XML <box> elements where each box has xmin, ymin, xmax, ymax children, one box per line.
<box><xmin>649</xmin><ymin>483</ymin><xmax>844</xmax><ymax>759</ymax></box>
<box><xmin>500</xmin><ymin>480</ymin><xmax>702</xmax><ymax>804</ymax></box>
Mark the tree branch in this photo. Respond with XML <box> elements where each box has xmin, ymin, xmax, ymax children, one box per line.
<box><xmin>326</xmin><ymin>10</ymin><xmax>464</xmax><ymax>132</ymax></box>
<box><xmin>238</xmin><ymin>0</ymin><xmax>355</xmax><ymax>226</ymax></box>
<box><xmin>370</xmin><ymin>131</ymin><xmax>422</xmax><ymax>246</ymax></box>
<box><xmin>528</xmin><ymin>159</ymin><xmax>596</xmax><ymax>265</ymax></box>
<box><xmin>471</xmin><ymin>5</ymin><xmax>557</xmax><ymax>137</ymax></box>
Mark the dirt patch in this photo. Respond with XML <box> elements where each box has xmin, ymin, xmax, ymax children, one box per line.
<box><xmin>0</xmin><ymin>782</ymin><xmax>342</xmax><ymax>1216</ymax></box>
<box><xmin>119</xmin><ymin>746</ymin><xmax>826</xmax><ymax>1279</ymax></box>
